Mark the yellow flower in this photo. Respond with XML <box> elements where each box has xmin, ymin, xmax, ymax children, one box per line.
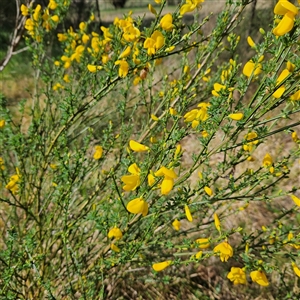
<box><xmin>212</xmin><ymin>83</ymin><xmax>226</xmax><ymax>97</ymax></box>
<box><xmin>202</xmin><ymin>130</ymin><xmax>209</xmax><ymax>138</ymax></box>
<box><xmin>63</xmin><ymin>74</ymin><xmax>70</xmax><ymax>83</ymax></box>
<box><xmin>127</xmin><ymin>197</ymin><xmax>148</xmax><ymax>216</ymax></box>
<box><xmin>70</xmin><ymin>45</ymin><xmax>85</xmax><ymax>63</ymax></box>
<box><xmin>287</xmin><ymin>232</ymin><xmax>300</xmax><ymax>249</ymax></box>
<box><xmin>169</xmin><ymin>108</ymin><xmax>177</xmax><ymax>116</ymax></box>
<box><xmin>273</xmin><ymin>69</ymin><xmax>290</xmax><ymax>98</ymax></box>
<box><xmin>180</xmin><ymin>0</ymin><xmax>204</xmax><ymax>15</ymax></box>
<box><xmin>155</xmin><ymin>166</ymin><xmax>177</xmax><ymax>195</ymax></box>
<box><xmin>291</xmin><ymin>194</ymin><xmax>300</xmax><ymax>207</ymax></box>
<box><xmin>160</xmin><ymin>14</ymin><xmax>174</xmax><ymax>31</ymax></box>
<box><xmin>243</xmin><ymin>132</ymin><xmax>258</xmax><ymax>152</ymax></box>
<box><xmin>119</xmin><ymin>46</ymin><xmax>131</xmax><ymax>59</ymax></box>
<box><xmin>110</xmin><ymin>243</ymin><xmax>120</xmax><ymax>252</ymax></box>
<box><xmin>245</xmin><ymin>243</ymin><xmax>249</xmax><ymax>254</ymax></box>
<box><xmin>51</xmin><ymin>15</ymin><xmax>59</xmax><ymax>22</ymax></box>
<box><xmin>172</xmin><ymin>219</ymin><xmax>181</xmax><ymax>231</ymax></box>
<box><xmin>183</xmin><ymin>102</ymin><xmax>210</xmax><ymax>128</ymax></box>
<box><xmin>204</xmin><ymin>186</ymin><xmax>213</xmax><ymax>196</ymax></box>
<box><xmin>87</xmin><ymin>64</ymin><xmax>103</xmax><ymax>73</ymax></box>
<box><xmin>250</xmin><ymin>270</ymin><xmax>269</xmax><ymax>286</ymax></box>
<box><xmin>0</xmin><ymin>119</ymin><xmax>5</xmax><ymax>129</ymax></box>
<box><xmin>292</xmin><ymin>131</ymin><xmax>298</xmax><ymax>142</ymax></box>
<box><xmin>25</xmin><ymin>18</ymin><xmax>35</xmax><ymax>33</ymax></box>
<box><xmin>273</xmin><ymin>12</ymin><xmax>296</xmax><ymax>36</ymax></box>
<box><xmin>247</xmin><ymin>36</ymin><xmax>256</xmax><ymax>48</ymax></box>
<box><xmin>121</xmin><ymin>163</ymin><xmax>141</xmax><ymax>191</ymax></box>
<box><xmin>0</xmin><ymin>157</ymin><xmax>5</xmax><ymax>170</ymax></box>
<box><xmin>61</xmin><ymin>55</ymin><xmax>71</xmax><ymax>69</ymax></box>
<box><xmin>79</xmin><ymin>22</ymin><xmax>86</xmax><ymax>31</ymax></box>
<box><xmin>133</xmin><ymin>77</ymin><xmax>141</xmax><ymax>86</ymax></box>
<box><xmin>184</xmin><ymin>204</ymin><xmax>193</xmax><ymax>222</ymax></box>
<box><xmin>165</xmin><ymin>46</ymin><xmax>175</xmax><ymax>52</ymax></box>
<box><xmin>151</xmin><ymin>114</ymin><xmax>159</xmax><ymax>121</ymax></box>
<box><xmin>129</xmin><ymin>140</ymin><xmax>149</xmax><ymax>152</ymax></box>
<box><xmin>152</xmin><ymin>260</ymin><xmax>172</xmax><ymax>271</ymax></box>
<box><xmin>274</xmin><ymin>0</ymin><xmax>298</xmax><ymax>16</ymax></box>
<box><xmin>93</xmin><ymin>145</ymin><xmax>103</xmax><ymax>160</ymax></box>
<box><xmin>33</xmin><ymin>4</ymin><xmax>42</xmax><ymax>22</ymax></box>
<box><xmin>101</xmin><ymin>26</ymin><xmax>113</xmax><ymax>41</ymax></box>
<box><xmin>174</xmin><ymin>144</ymin><xmax>182</xmax><ymax>159</ymax></box>
<box><xmin>262</xmin><ymin>153</ymin><xmax>272</xmax><ymax>167</ymax></box>
<box><xmin>82</xmin><ymin>33</ymin><xmax>90</xmax><ymax>44</ymax></box>
<box><xmin>6</xmin><ymin>174</ymin><xmax>21</xmax><ymax>195</ymax></box>
<box><xmin>50</xmin><ymin>163</ymin><xmax>57</xmax><ymax>170</ymax></box>
<box><xmin>53</xmin><ymin>83</ymin><xmax>64</xmax><ymax>91</ymax></box>
<box><xmin>227</xmin><ymin>267</ymin><xmax>247</xmax><ymax>285</ymax></box>
<box><xmin>150</xmin><ymin>136</ymin><xmax>157</xmax><ymax>143</ymax></box>
<box><xmin>21</xmin><ymin>4</ymin><xmax>29</xmax><ymax>16</ymax></box>
<box><xmin>48</xmin><ymin>0</ymin><xmax>58</xmax><ymax>10</ymax></box>
<box><xmin>148</xmin><ymin>4</ymin><xmax>157</xmax><ymax>15</ymax></box>
<box><xmin>273</xmin><ymin>0</ymin><xmax>298</xmax><ymax>37</ymax></box>
<box><xmin>214</xmin><ymin>213</ymin><xmax>221</xmax><ymax>232</ymax></box>
<box><xmin>196</xmin><ymin>238</ymin><xmax>210</xmax><ymax>249</ymax></box>
<box><xmin>115</xmin><ymin>60</ymin><xmax>129</xmax><ymax>77</ymax></box>
<box><xmin>286</xmin><ymin>60</ymin><xmax>295</xmax><ymax>72</ymax></box>
<box><xmin>213</xmin><ymin>241</ymin><xmax>233</xmax><ymax>262</ymax></box>
<box><xmin>148</xmin><ymin>172</ymin><xmax>155</xmax><ymax>186</ymax></box>
<box><xmin>102</xmin><ymin>54</ymin><xmax>109</xmax><ymax>64</ymax></box>
<box><xmin>292</xmin><ymin>262</ymin><xmax>300</xmax><ymax>277</ymax></box>
<box><xmin>243</xmin><ymin>60</ymin><xmax>262</xmax><ymax>78</ymax></box>
<box><xmin>229</xmin><ymin>112</ymin><xmax>244</xmax><ymax>121</ymax></box>
<box><xmin>143</xmin><ymin>30</ymin><xmax>165</xmax><ymax>55</ymax></box>
<box><xmin>192</xmin><ymin>251</ymin><xmax>203</xmax><ymax>259</ymax></box>
<box><xmin>183</xmin><ymin>65</ymin><xmax>190</xmax><ymax>74</ymax></box>
<box><xmin>290</xmin><ymin>90</ymin><xmax>300</xmax><ymax>101</ymax></box>
<box><xmin>123</xmin><ymin>25</ymin><xmax>141</xmax><ymax>42</ymax></box>
<box><xmin>108</xmin><ymin>227</ymin><xmax>123</xmax><ymax>239</ymax></box>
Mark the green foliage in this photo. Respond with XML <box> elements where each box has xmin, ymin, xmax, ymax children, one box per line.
<box><xmin>1</xmin><ymin>0</ymin><xmax>300</xmax><ymax>298</ymax></box>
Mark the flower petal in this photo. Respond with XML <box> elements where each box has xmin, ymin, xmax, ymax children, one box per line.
<box><xmin>273</xmin><ymin>12</ymin><xmax>295</xmax><ymax>36</ymax></box>
<box><xmin>161</xmin><ymin>177</ymin><xmax>174</xmax><ymax>195</ymax></box>
<box><xmin>127</xmin><ymin>198</ymin><xmax>146</xmax><ymax>214</ymax></box>
<box><xmin>152</xmin><ymin>260</ymin><xmax>172</xmax><ymax>271</ymax></box>
<box><xmin>184</xmin><ymin>204</ymin><xmax>193</xmax><ymax>222</ymax></box>
<box><xmin>129</xmin><ymin>140</ymin><xmax>149</xmax><ymax>152</ymax></box>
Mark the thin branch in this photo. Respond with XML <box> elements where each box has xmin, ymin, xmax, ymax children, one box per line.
<box><xmin>12</xmin><ymin>46</ymin><xmax>30</xmax><ymax>55</ymax></box>
<box><xmin>0</xmin><ymin>0</ymin><xmax>33</xmax><ymax>72</ymax></box>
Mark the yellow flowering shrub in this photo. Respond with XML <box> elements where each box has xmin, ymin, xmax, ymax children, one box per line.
<box><xmin>1</xmin><ymin>0</ymin><xmax>300</xmax><ymax>298</ymax></box>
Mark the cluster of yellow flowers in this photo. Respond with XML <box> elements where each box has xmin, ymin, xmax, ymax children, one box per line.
<box><xmin>152</xmin><ymin>213</ymin><xmax>273</xmax><ymax>287</ymax></box>
<box><xmin>45</xmin><ymin>0</ymin><xmax>217</xmax><ymax>91</ymax></box>
<box><xmin>243</xmin><ymin>1</ymin><xmax>300</xmax><ymax>101</ymax></box>
<box><xmin>22</xmin><ymin>1</ymin><xmax>61</xmax><ymax>41</ymax></box>
<box><xmin>5</xmin><ymin>169</ymin><xmax>21</xmax><ymax>195</ymax></box>
<box><xmin>183</xmin><ymin>102</ymin><xmax>210</xmax><ymax>128</ymax></box>
<box><xmin>123</xmin><ymin>140</ymin><xmax>178</xmax><ymax>206</ymax></box>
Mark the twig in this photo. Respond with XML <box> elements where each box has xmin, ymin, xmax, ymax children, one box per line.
<box><xmin>0</xmin><ymin>0</ymin><xmax>32</xmax><ymax>72</ymax></box>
